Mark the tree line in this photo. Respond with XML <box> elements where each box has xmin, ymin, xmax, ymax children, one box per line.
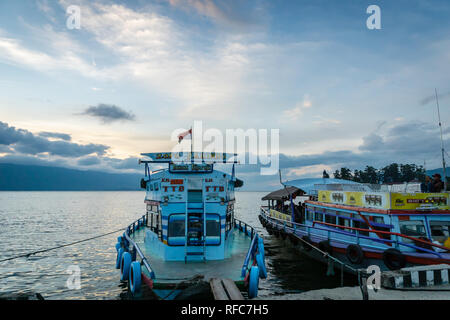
<box><xmin>325</xmin><ymin>163</ymin><xmax>428</xmax><ymax>184</ymax></box>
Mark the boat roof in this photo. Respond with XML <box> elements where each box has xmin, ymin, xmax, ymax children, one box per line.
<box><xmin>262</xmin><ymin>186</ymin><xmax>305</xmax><ymax>201</ymax></box>
<box><xmin>283</xmin><ymin>178</ymin><xmax>362</xmax><ymax>195</ymax></box>
<box><xmin>140</xmin><ymin>152</ymin><xmax>238</xmax><ymax>163</ymax></box>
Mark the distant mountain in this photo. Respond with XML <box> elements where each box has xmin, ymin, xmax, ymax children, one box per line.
<box><xmin>426</xmin><ymin>167</ymin><xmax>448</xmax><ymax>177</ymax></box>
<box><xmin>0</xmin><ymin>163</ymin><xmax>142</xmax><ymax>191</ymax></box>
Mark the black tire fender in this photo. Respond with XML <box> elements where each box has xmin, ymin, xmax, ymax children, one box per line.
<box><xmin>346</xmin><ymin>244</ymin><xmax>364</xmax><ymax>264</ymax></box>
<box><xmin>382</xmin><ymin>248</ymin><xmax>406</xmax><ymax>270</ymax></box>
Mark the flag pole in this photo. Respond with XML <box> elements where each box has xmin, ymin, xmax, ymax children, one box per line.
<box><xmin>435</xmin><ymin>89</ymin><xmax>447</xmax><ymax>190</ymax></box>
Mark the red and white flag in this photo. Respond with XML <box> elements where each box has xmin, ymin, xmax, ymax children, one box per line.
<box><xmin>178</xmin><ymin>128</ymin><xmax>192</xmax><ymax>143</ymax></box>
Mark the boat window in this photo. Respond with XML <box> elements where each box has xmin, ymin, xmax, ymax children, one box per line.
<box><xmin>373</xmin><ymin>216</ymin><xmax>384</xmax><ymax>224</ymax></box>
<box><xmin>307</xmin><ymin>209</ymin><xmax>314</xmax><ymax>221</ymax></box>
<box><xmin>325</xmin><ymin>214</ymin><xmax>337</xmax><ymax>225</ymax></box>
<box><xmin>399</xmin><ymin>220</ymin><xmax>427</xmax><ymax>243</ymax></box>
<box><xmin>337</xmin><ymin>213</ymin><xmax>351</xmax><ymax>229</ymax></box>
<box><xmin>168</xmin><ymin>214</ymin><xmax>185</xmax><ymax>245</ymax></box>
<box><xmin>430</xmin><ymin>221</ymin><xmax>450</xmax><ymax>244</ymax></box>
<box><xmin>353</xmin><ymin>220</ymin><xmax>370</xmax><ymax>236</ymax></box>
<box><xmin>314</xmin><ymin>212</ymin><xmax>323</xmax><ymax>222</ymax></box>
<box><xmin>206</xmin><ymin>214</ymin><xmax>221</xmax><ymax>245</ymax></box>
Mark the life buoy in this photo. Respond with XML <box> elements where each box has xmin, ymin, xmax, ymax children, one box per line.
<box><xmin>301</xmin><ymin>236</ymin><xmax>313</xmax><ymax>251</ymax></box>
<box><xmin>255</xmin><ymin>253</ymin><xmax>267</xmax><ymax>279</ymax></box>
<box><xmin>318</xmin><ymin>240</ymin><xmax>333</xmax><ymax>255</ymax></box>
<box><xmin>129</xmin><ymin>261</ymin><xmax>142</xmax><ymax>295</ymax></box>
<box><xmin>120</xmin><ymin>252</ymin><xmax>132</xmax><ymax>281</ymax></box>
<box><xmin>248</xmin><ymin>266</ymin><xmax>259</xmax><ymax>299</ymax></box>
<box><xmin>346</xmin><ymin>244</ymin><xmax>364</xmax><ymax>264</ymax></box>
<box><xmin>116</xmin><ymin>248</ymin><xmax>124</xmax><ymax>269</ymax></box>
<box><xmin>382</xmin><ymin>248</ymin><xmax>406</xmax><ymax>270</ymax></box>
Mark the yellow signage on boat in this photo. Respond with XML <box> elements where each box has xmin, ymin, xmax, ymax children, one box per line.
<box><xmin>269</xmin><ymin>209</ymin><xmax>292</xmax><ymax>225</ymax></box>
<box><xmin>345</xmin><ymin>192</ymin><xmax>363</xmax><ymax>206</ymax></box>
<box><xmin>390</xmin><ymin>193</ymin><xmax>449</xmax><ymax>210</ymax></box>
<box><xmin>318</xmin><ymin>190</ymin><xmax>390</xmax><ymax>209</ymax></box>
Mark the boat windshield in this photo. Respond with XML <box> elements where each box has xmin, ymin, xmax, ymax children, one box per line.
<box><xmin>430</xmin><ymin>221</ymin><xmax>450</xmax><ymax>245</ymax></box>
<box><xmin>399</xmin><ymin>220</ymin><xmax>427</xmax><ymax>243</ymax></box>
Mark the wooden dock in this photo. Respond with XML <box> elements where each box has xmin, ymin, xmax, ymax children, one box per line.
<box><xmin>209</xmin><ymin>278</ymin><xmax>244</xmax><ymax>300</ymax></box>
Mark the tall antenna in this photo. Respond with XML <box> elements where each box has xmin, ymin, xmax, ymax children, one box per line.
<box><xmin>435</xmin><ymin>88</ymin><xmax>447</xmax><ymax>190</ymax></box>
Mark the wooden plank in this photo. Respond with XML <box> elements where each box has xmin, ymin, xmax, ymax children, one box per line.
<box><xmin>222</xmin><ymin>278</ymin><xmax>244</xmax><ymax>300</ymax></box>
<box><xmin>210</xmin><ymin>278</ymin><xmax>229</xmax><ymax>300</ymax></box>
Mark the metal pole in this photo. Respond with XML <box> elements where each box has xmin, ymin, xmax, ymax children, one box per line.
<box><xmin>435</xmin><ymin>88</ymin><xmax>447</xmax><ymax>190</ymax></box>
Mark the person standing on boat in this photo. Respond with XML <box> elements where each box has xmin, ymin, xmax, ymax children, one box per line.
<box><xmin>432</xmin><ymin>173</ymin><xmax>445</xmax><ymax>192</ymax></box>
<box><xmin>421</xmin><ymin>176</ymin><xmax>434</xmax><ymax>192</ymax></box>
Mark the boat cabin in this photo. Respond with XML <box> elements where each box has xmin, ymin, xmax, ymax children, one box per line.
<box><xmin>139</xmin><ymin>152</ymin><xmax>244</xmax><ymax>262</ymax></box>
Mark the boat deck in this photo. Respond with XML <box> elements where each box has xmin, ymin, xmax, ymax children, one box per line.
<box><xmin>130</xmin><ymin>227</ymin><xmax>252</xmax><ymax>283</ymax></box>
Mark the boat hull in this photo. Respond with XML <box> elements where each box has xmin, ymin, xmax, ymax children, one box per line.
<box><xmin>260</xmin><ymin>213</ymin><xmax>450</xmax><ymax>274</ymax></box>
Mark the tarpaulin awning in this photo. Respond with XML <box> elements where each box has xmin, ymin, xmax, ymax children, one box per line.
<box><xmin>262</xmin><ymin>186</ymin><xmax>305</xmax><ymax>201</ymax></box>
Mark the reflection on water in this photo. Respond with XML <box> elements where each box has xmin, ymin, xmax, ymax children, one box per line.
<box><xmin>0</xmin><ymin>191</ymin><xmax>356</xmax><ymax>300</ymax></box>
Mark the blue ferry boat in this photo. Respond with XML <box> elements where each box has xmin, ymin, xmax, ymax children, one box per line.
<box><xmin>114</xmin><ymin>152</ymin><xmax>266</xmax><ymax>299</ymax></box>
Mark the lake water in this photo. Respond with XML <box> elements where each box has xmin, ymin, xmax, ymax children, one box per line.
<box><xmin>0</xmin><ymin>191</ymin><xmax>356</xmax><ymax>300</ymax></box>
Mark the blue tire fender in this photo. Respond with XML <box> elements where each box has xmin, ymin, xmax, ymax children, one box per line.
<box><xmin>130</xmin><ymin>261</ymin><xmax>142</xmax><ymax>295</ymax></box>
<box><xmin>115</xmin><ymin>242</ymin><xmax>121</xmax><ymax>252</ymax></box>
<box><xmin>116</xmin><ymin>248</ymin><xmax>124</xmax><ymax>269</ymax></box>
<box><xmin>257</xmin><ymin>238</ymin><xmax>265</xmax><ymax>260</ymax></box>
<box><xmin>120</xmin><ymin>252</ymin><xmax>132</xmax><ymax>281</ymax></box>
<box><xmin>248</xmin><ymin>266</ymin><xmax>259</xmax><ymax>299</ymax></box>
<box><xmin>255</xmin><ymin>253</ymin><xmax>267</xmax><ymax>279</ymax></box>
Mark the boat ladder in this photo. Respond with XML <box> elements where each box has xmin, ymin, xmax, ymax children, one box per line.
<box><xmin>184</xmin><ymin>185</ymin><xmax>207</xmax><ymax>263</ymax></box>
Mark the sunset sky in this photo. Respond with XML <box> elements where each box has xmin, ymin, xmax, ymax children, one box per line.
<box><xmin>1</xmin><ymin>0</ymin><xmax>449</xmax><ymax>187</ymax></box>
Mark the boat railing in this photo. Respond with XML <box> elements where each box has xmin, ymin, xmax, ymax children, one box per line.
<box><xmin>260</xmin><ymin>207</ymin><xmax>448</xmax><ymax>259</ymax></box>
<box><xmin>234</xmin><ymin>218</ymin><xmax>257</xmax><ymax>239</ymax></box>
<box><xmin>234</xmin><ymin>218</ymin><xmax>265</xmax><ymax>280</ymax></box>
<box><xmin>261</xmin><ymin>207</ymin><xmax>360</xmax><ymax>276</ymax></box>
<box><xmin>123</xmin><ymin>213</ymin><xmax>156</xmax><ymax>279</ymax></box>
<box><xmin>312</xmin><ymin>221</ymin><xmax>449</xmax><ymax>257</ymax></box>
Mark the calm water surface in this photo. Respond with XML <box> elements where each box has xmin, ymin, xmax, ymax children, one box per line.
<box><xmin>0</xmin><ymin>191</ymin><xmax>356</xmax><ymax>299</ymax></box>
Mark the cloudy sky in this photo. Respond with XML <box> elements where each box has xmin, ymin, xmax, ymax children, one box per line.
<box><xmin>0</xmin><ymin>0</ymin><xmax>449</xmax><ymax>188</ymax></box>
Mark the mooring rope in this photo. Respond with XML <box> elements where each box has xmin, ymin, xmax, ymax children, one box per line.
<box><xmin>0</xmin><ymin>228</ymin><xmax>125</xmax><ymax>263</ymax></box>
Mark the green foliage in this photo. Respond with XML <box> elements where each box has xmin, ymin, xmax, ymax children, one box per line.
<box><xmin>332</xmin><ymin>163</ymin><xmax>427</xmax><ymax>184</ymax></box>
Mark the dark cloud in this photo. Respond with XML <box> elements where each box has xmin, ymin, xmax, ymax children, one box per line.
<box><xmin>81</xmin><ymin>104</ymin><xmax>136</xmax><ymax>123</ymax></box>
<box><xmin>105</xmin><ymin>157</ymin><xmax>140</xmax><ymax>170</ymax></box>
<box><xmin>359</xmin><ymin>121</ymin><xmax>446</xmax><ymax>159</ymax></box>
<box><xmin>0</xmin><ymin>121</ymin><xmax>109</xmax><ymax>157</ymax></box>
<box><xmin>0</xmin><ymin>154</ymin><xmax>70</xmax><ymax>167</ymax></box>
<box><xmin>77</xmin><ymin>156</ymin><xmax>101</xmax><ymax>166</ymax></box>
<box><xmin>420</xmin><ymin>90</ymin><xmax>450</xmax><ymax>106</ymax></box>
<box><xmin>38</xmin><ymin>132</ymin><xmax>72</xmax><ymax>141</ymax></box>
